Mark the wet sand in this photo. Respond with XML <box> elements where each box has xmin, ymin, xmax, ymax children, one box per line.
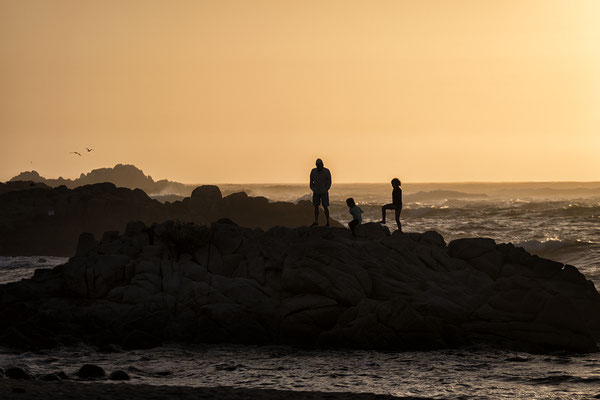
<box><xmin>0</xmin><ymin>380</ymin><xmax>433</xmax><ymax>400</ymax></box>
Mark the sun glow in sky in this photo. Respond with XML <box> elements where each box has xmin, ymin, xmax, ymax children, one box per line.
<box><xmin>1</xmin><ymin>0</ymin><xmax>599</xmax><ymax>183</ymax></box>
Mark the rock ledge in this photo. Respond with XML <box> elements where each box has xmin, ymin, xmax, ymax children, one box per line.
<box><xmin>1</xmin><ymin>221</ymin><xmax>598</xmax><ymax>353</ymax></box>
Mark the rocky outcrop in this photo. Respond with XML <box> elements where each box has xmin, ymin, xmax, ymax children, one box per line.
<box><xmin>0</xmin><ymin>221</ymin><xmax>598</xmax><ymax>353</ymax></box>
<box><xmin>0</xmin><ymin>181</ymin><xmax>51</xmax><ymax>195</ymax></box>
<box><xmin>10</xmin><ymin>164</ymin><xmax>191</xmax><ymax>195</ymax></box>
<box><xmin>0</xmin><ymin>183</ymin><xmax>339</xmax><ymax>255</ymax></box>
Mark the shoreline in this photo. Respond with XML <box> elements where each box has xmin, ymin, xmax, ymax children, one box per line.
<box><xmin>0</xmin><ymin>380</ymin><xmax>432</xmax><ymax>400</ymax></box>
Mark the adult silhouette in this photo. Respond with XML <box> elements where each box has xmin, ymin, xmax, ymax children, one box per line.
<box><xmin>309</xmin><ymin>158</ymin><xmax>331</xmax><ymax>226</ymax></box>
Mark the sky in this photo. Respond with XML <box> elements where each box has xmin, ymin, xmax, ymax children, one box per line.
<box><xmin>1</xmin><ymin>0</ymin><xmax>599</xmax><ymax>183</ymax></box>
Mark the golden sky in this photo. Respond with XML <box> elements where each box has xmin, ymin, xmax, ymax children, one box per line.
<box><xmin>1</xmin><ymin>0</ymin><xmax>599</xmax><ymax>183</ymax></box>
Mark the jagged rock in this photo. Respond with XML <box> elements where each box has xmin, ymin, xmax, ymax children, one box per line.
<box><xmin>9</xmin><ymin>164</ymin><xmax>188</xmax><ymax>195</ymax></box>
<box><xmin>1</xmin><ymin>221</ymin><xmax>599</xmax><ymax>353</ymax></box>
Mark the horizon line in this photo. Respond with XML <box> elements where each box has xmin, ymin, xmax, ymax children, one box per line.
<box><xmin>185</xmin><ymin>180</ymin><xmax>600</xmax><ymax>185</ymax></box>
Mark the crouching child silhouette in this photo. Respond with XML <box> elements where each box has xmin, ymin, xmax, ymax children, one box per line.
<box><xmin>380</xmin><ymin>178</ymin><xmax>402</xmax><ymax>232</ymax></box>
<box><xmin>346</xmin><ymin>197</ymin><xmax>363</xmax><ymax>236</ymax></box>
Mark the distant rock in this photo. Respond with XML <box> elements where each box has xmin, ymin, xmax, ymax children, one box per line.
<box><xmin>9</xmin><ymin>164</ymin><xmax>191</xmax><ymax>196</ymax></box>
<box><xmin>0</xmin><ymin>221</ymin><xmax>599</xmax><ymax>353</ymax></box>
<box><xmin>191</xmin><ymin>185</ymin><xmax>222</xmax><ymax>201</ymax></box>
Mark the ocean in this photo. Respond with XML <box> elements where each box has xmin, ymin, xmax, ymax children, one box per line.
<box><xmin>1</xmin><ymin>182</ymin><xmax>600</xmax><ymax>399</ymax></box>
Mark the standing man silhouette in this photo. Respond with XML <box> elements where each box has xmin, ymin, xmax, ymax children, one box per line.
<box><xmin>310</xmin><ymin>158</ymin><xmax>331</xmax><ymax>226</ymax></box>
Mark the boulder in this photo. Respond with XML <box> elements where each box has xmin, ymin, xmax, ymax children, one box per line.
<box><xmin>108</xmin><ymin>370</ymin><xmax>130</xmax><ymax>381</ymax></box>
<box><xmin>4</xmin><ymin>367</ymin><xmax>34</xmax><ymax>380</ymax></box>
<box><xmin>355</xmin><ymin>223</ymin><xmax>390</xmax><ymax>239</ymax></box>
<box><xmin>77</xmin><ymin>364</ymin><xmax>106</xmax><ymax>379</ymax></box>
<box><xmin>191</xmin><ymin>185</ymin><xmax>222</xmax><ymax>202</ymax></box>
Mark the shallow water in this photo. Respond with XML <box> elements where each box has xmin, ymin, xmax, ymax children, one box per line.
<box><xmin>0</xmin><ymin>256</ymin><xmax>67</xmax><ymax>285</ymax></box>
<box><xmin>2</xmin><ymin>344</ymin><xmax>600</xmax><ymax>399</ymax></box>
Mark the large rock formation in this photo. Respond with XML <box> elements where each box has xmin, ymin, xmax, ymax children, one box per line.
<box><xmin>0</xmin><ymin>183</ymin><xmax>339</xmax><ymax>255</ymax></box>
<box><xmin>1</xmin><ymin>221</ymin><xmax>598</xmax><ymax>353</ymax></box>
<box><xmin>9</xmin><ymin>164</ymin><xmax>191</xmax><ymax>195</ymax></box>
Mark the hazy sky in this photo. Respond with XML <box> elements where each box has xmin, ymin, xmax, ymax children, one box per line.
<box><xmin>1</xmin><ymin>0</ymin><xmax>599</xmax><ymax>183</ymax></box>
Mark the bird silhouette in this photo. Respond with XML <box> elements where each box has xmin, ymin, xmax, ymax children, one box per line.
<box><xmin>70</xmin><ymin>151</ymin><xmax>82</xmax><ymax>156</ymax></box>
<box><xmin>86</xmin><ymin>148</ymin><xmax>94</xmax><ymax>152</ymax></box>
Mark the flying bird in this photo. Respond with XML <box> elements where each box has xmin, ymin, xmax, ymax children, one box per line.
<box><xmin>70</xmin><ymin>151</ymin><xmax>82</xmax><ymax>156</ymax></box>
<box><xmin>86</xmin><ymin>148</ymin><xmax>94</xmax><ymax>152</ymax></box>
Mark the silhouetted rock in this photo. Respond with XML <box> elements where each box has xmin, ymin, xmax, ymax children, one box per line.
<box><xmin>77</xmin><ymin>364</ymin><xmax>106</xmax><ymax>380</ymax></box>
<box><xmin>0</xmin><ymin>222</ymin><xmax>599</xmax><ymax>353</ymax></box>
<box><xmin>191</xmin><ymin>185</ymin><xmax>222</xmax><ymax>201</ymax></box>
<box><xmin>10</xmin><ymin>164</ymin><xmax>191</xmax><ymax>195</ymax></box>
<box><xmin>108</xmin><ymin>370</ymin><xmax>130</xmax><ymax>381</ymax></box>
<box><xmin>0</xmin><ymin>183</ymin><xmax>340</xmax><ymax>255</ymax></box>
<box><xmin>4</xmin><ymin>367</ymin><xmax>34</xmax><ymax>380</ymax></box>
<box><xmin>56</xmin><ymin>371</ymin><xmax>69</xmax><ymax>380</ymax></box>
<box><xmin>0</xmin><ymin>181</ymin><xmax>50</xmax><ymax>195</ymax></box>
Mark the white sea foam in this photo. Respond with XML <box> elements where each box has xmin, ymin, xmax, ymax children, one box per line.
<box><xmin>0</xmin><ymin>256</ymin><xmax>68</xmax><ymax>284</ymax></box>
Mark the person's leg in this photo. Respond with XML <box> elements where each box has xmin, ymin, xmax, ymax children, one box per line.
<box><xmin>312</xmin><ymin>193</ymin><xmax>320</xmax><ymax>226</ymax></box>
<box><xmin>394</xmin><ymin>207</ymin><xmax>402</xmax><ymax>232</ymax></box>
<box><xmin>323</xmin><ymin>193</ymin><xmax>330</xmax><ymax>226</ymax></box>
<box><xmin>349</xmin><ymin>219</ymin><xmax>358</xmax><ymax>236</ymax></box>
<box><xmin>380</xmin><ymin>204</ymin><xmax>394</xmax><ymax>223</ymax></box>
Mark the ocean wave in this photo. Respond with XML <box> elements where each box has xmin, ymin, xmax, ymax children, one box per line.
<box><xmin>404</xmin><ymin>190</ymin><xmax>488</xmax><ymax>202</ymax></box>
<box><xmin>0</xmin><ymin>256</ymin><xmax>68</xmax><ymax>284</ymax></box>
<box><xmin>516</xmin><ymin>239</ymin><xmax>595</xmax><ymax>255</ymax></box>
<box><xmin>540</xmin><ymin>204</ymin><xmax>600</xmax><ymax>217</ymax></box>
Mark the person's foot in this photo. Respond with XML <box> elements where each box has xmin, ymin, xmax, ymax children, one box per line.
<box><xmin>311</xmin><ymin>221</ymin><xmax>319</xmax><ymax>227</ymax></box>
<box><xmin>379</xmin><ymin>220</ymin><xmax>386</xmax><ymax>224</ymax></box>
<box><xmin>326</xmin><ymin>222</ymin><xmax>330</xmax><ymax>227</ymax></box>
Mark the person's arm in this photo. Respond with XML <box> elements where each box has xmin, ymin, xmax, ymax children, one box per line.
<box><xmin>309</xmin><ymin>170</ymin><xmax>316</xmax><ymax>192</ymax></box>
<box><xmin>325</xmin><ymin>169</ymin><xmax>332</xmax><ymax>191</ymax></box>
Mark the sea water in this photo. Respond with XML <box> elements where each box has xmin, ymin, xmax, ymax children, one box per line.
<box><xmin>2</xmin><ymin>182</ymin><xmax>600</xmax><ymax>399</ymax></box>
<box><xmin>1</xmin><ymin>344</ymin><xmax>600</xmax><ymax>399</ymax></box>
